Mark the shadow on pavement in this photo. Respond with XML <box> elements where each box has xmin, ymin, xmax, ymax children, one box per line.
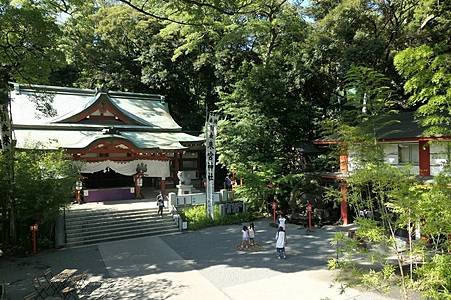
<box><xmin>1</xmin><ymin>218</ymin><xmax>340</xmax><ymax>299</ymax></box>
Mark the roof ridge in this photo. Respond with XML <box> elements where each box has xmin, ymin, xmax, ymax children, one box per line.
<box><xmin>10</xmin><ymin>82</ymin><xmax>164</xmax><ymax>101</ymax></box>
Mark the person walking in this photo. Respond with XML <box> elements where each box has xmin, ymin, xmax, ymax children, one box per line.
<box><xmin>275</xmin><ymin>226</ymin><xmax>287</xmax><ymax>259</ymax></box>
<box><xmin>156</xmin><ymin>192</ymin><xmax>165</xmax><ymax>216</ymax></box>
<box><xmin>224</xmin><ymin>175</ymin><xmax>233</xmax><ymax>190</ymax></box>
<box><xmin>248</xmin><ymin>223</ymin><xmax>255</xmax><ymax>246</ymax></box>
<box><xmin>241</xmin><ymin>225</ymin><xmax>250</xmax><ymax>249</ymax></box>
<box><xmin>277</xmin><ymin>214</ymin><xmax>287</xmax><ymax>230</ymax></box>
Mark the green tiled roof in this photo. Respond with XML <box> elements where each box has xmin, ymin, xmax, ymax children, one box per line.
<box><xmin>375</xmin><ymin>112</ymin><xmax>423</xmax><ymax>140</ymax></box>
<box><xmin>10</xmin><ymin>83</ymin><xmax>181</xmax><ymax>130</ymax></box>
<box><xmin>9</xmin><ymin>83</ymin><xmax>204</xmax><ymax>150</ymax></box>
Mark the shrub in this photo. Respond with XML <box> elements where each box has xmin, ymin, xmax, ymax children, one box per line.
<box><xmin>415</xmin><ymin>254</ymin><xmax>451</xmax><ymax>300</ymax></box>
<box><xmin>180</xmin><ymin>205</ymin><xmax>258</xmax><ymax>230</ymax></box>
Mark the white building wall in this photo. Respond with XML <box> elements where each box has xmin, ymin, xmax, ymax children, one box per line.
<box><xmin>345</xmin><ymin>141</ymin><xmax>449</xmax><ymax>176</ymax></box>
<box><xmin>382</xmin><ymin>143</ymin><xmax>420</xmax><ymax>175</ymax></box>
<box><xmin>430</xmin><ymin>143</ymin><xmax>449</xmax><ymax>176</ymax></box>
<box><xmin>382</xmin><ymin>144</ymin><xmax>398</xmax><ymax>165</ymax></box>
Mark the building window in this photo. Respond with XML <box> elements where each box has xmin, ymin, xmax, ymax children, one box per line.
<box><xmin>398</xmin><ymin>143</ymin><xmax>419</xmax><ymax>164</ymax></box>
<box><xmin>99</xmin><ymin>153</ymin><xmax>109</xmax><ymax>158</ymax></box>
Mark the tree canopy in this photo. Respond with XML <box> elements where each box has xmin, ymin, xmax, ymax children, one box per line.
<box><xmin>1</xmin><ymin>0</ymin><xmax>450</xmax><ymax>295</ymax></box>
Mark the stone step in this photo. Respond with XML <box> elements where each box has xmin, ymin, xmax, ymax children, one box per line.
<box><xmin>65</xmin><ymin>227</ymin><xmax>180</xmax><ymax>247</ymax></box>
<box><xmin>66</xmin><ymin>218</ymin><xmax>176</xmax><ymax>236</ymax></box>
<box><xmin>64</xmin><ymin>205</ymin><xmax>179</xmax><ymax>248</ymax></box>
<box><xmin>65</xmin><ymin>209</ymin><xmax>169</xmax><ymax>223</ymax></box>
<box><xmin>66</xmin><ymin>201</ymin><xmax>169</xmax><ymax>215</ymax></box>
<box><xmin>66</xmin><ymin>221</ymin><xmax>178</xmax><ymax>242</ymax></box>
<box><xmin>65</xmin><ymin>213</ymin><xmax>171</xmax><ymax>226</ymax></box>
<box><xmin>65</xmin><ymin>207</ymin><xmax>163</xmax><ymax>217</ymax></box>
<box><xmin>66</xmin><ymin>215</ymin><xmax>174</xmax><ymax>230</ymax></box>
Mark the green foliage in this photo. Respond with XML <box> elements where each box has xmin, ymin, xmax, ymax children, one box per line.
<box><xmin>345</xmin><ymin>66</ymin><xmax>396</xmax><ymax>119</ymax></box>
<box><xmin>394</xmin><ymin>45</ymin><xmax>451</xmax><ymax>136</ymax></box>
<box><xmin>180</xmin><ymin>204</ymin><xmax>256</xmax><ymax>231</ymax></box>
<box><xmin>415</xmin><ymin>254</ymin><xmax>451</xmax><ymax>300</ymax></box>
<box><xmin>361</xmin><ymin>265</ymin><xmax>396</xmax><ymax>294</ymax></box>
<box><xmin>331</xmin><ymin>151</ymin><xmax>451</xmax><ymax>299</ymax></box>
<box><xmin>414</xmin><ymin>170</ymin><xmax>451</xmax><ymax>252</ymax></box>
<box><xmin>355</xmin><ymin>218</ymin><xmax>385</xmax><ymax>243</ymax></box>
<box><xmin>0</xmin><ymin>149</ymin><xmax>77</xmax><ymax>251</ymax></box>
<box><xmin>216</xmin><ymin>55</ymin><xmax>315</xmax><ymax>206</ymax></box>
<box><xmin>0</xmin><ymin>0</ymin><xmax>64</xmax><ymax>87</ymax></box>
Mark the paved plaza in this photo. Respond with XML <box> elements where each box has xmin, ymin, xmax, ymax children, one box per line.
<box><xmin>1</xmin><ymin>219</ymin><xmax>402</xmax><ymax>299</ymax></box>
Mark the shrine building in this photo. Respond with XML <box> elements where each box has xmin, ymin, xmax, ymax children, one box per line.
<box><xmin>9</xmin><ymin>83</ymin><xmax>204</xmax><ymax>201</ymax></box>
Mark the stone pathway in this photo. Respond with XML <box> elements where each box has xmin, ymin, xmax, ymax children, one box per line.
<box><xmin>1</xmin><ymin>219</ymin><xmax>403</xmax><ymax>299</ymax></box>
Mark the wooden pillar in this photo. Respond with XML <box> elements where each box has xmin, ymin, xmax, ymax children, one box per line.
<box><xmin>419</xmin><ymin>141</ymin><xmax>430</xmax><ymax>176</ymax></box>
<box><xmin>340</xmin><ymin>182</ymin><xmax>349</xmax><ymax>225</ymax></box>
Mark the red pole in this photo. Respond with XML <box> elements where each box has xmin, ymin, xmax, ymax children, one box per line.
<box><xmin>307</xmin><ymin>202</ymin><xmax>313</xmax><ymax>231</ymax></box>
<box><xmin>340</xmin><ymin>183</ymin><xmax>348</xmax><ymax>225</ymax></box>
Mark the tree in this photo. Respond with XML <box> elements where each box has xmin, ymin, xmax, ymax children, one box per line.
<box><xmin>393</xmin><ymin>0</ymin><xmax>451</xmax><ymax>136</ymax></box>
<box><xmin>0</xmin><ymin>0</ymin><xmax>64</xmax><ymax>245</ymax></box>
<box><xmin>59</xmin><ymin>2</ymin><xmax>218</xmax><ymax>130</ymax></box>
<box><xmin>394</xmin><ymin>46</ymin><xmax>450</xmax><ymax>136</ymax></box>
<box><xmin>206</xmin><ymin>1</ymin><xmax>315</xmax><ymax>206</ymax></box>
<box><xmin>0</xmin><ymin>149</ymin><xmax>77</xmax><ymax>252</ymax></box>
<box><xmin>0</xmin><ymin>0</ymin><xmax>63</xmax><ymax>88</ymax></box>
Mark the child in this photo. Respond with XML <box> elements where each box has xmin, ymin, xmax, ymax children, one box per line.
<box><xmin>241</xmin><ymin>225</ymin><xmax>250</xmax><ymax>249</ymax></box>
<box><xmin>277</xmin><ymin>214</ymin><xmax>286</xmax><ymax>230</ymax></box>
<box><xmin>248</xmin><ymin>223</ymin><xmax>255</xmax><ymax>246</ymax></box>
<box><xmin>275</xmin><ymin>226</ymin><xmax>287</xmax><ymax>259</ymax></box>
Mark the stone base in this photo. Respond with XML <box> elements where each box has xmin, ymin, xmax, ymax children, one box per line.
<box><xmin>176</xmin><ymin>184</ymin><xmax>193</xmax><ymax>195</ymax></box>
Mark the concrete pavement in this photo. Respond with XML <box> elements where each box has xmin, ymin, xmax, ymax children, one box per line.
<box><xmin>1</xmin><ymin>219</ymin><xmax>401</xmax><ymax>299</ymax></box>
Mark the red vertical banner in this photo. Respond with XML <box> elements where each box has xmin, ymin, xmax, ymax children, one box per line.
<box><xmin>419</xmin><ymin>141</ymin><xmax>430</xmax><ymax>177</ymax></box>
<box><xmin>340</xmin><ymin>182</ymin><xmax>348</xmax><ymax>225</ymax></box>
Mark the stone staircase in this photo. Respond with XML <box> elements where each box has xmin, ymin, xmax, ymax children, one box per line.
<box><xmin>64</xmin><ymin>207</ymin><xmax>179</xmax><ymax>247</ymax></box>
